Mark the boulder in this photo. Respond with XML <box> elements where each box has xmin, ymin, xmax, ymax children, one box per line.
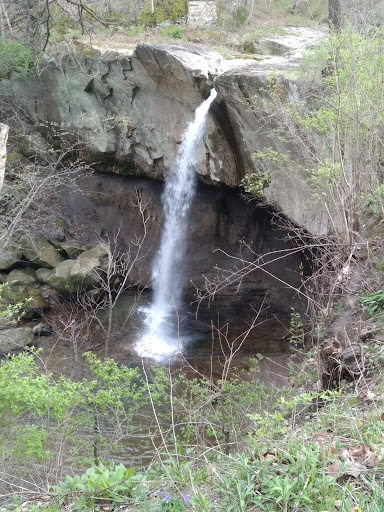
<box><xmin>35</xmin><ymin>268</ymin><xmax>51</xmax><ymax>282</ymax></box>
<box><xmin>32</xmin><ymin>323</ymin><xmax>53</xmax><ymax>336</ymax></box>
<box><xmin>252</xmin><ymin>27</ymin><xmax>327</xmax><ymax>61</ymax></box>
<box><xmin>1</xmin><ymin>283</ymin><xmax>50</xmax><ymax>319</ymax></box>
<box><xmin>0</xmin><ymin>244</ymin><xmax>22</xmax><ymax>270</ymax></box>
<box><xmin>61</xmin><ymin>242</ymin><xmax>90</xmax><ymax>259</ymax></box>
<box><xmin>0</xmin><ymin>327</ymin><xmax>34</xmax><ymax>355</ymax></box>
<box><xmin>7</xmin><ymin>268</ymin><xmax>36</xmax><ymax>286</ymax></box>
<box><xmin>38</xmin><ymin>244</ymin><xmax>108</xmax><ymax>294</ymax></box>
<box><xmin>22</xmin><ymin>233</ymin><xmax>65</xmax><ymax>268</ymax></box>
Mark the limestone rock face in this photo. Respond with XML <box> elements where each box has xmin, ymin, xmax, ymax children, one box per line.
<box><xmin>7</xmin><ymin>31</ymin><xmax>330</xmax><ymax>235</ymax></box>
<box><xmin>214</xmin><ymin>64</ymin><xmax>331</xmax><ymax>236</ymax></box>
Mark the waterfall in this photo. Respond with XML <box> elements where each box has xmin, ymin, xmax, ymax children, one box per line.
<box><xmin>136</xmin><ymin>88</ymin><xmax>217</xmax><ymax>360</ymax></box>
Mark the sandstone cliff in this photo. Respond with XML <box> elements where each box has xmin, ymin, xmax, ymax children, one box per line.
<box><xmin>5</xmin><ymin>28</ymin><xmax>328</xmax><ymax>235</ymax></box>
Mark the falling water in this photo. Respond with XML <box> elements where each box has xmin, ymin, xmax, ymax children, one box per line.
<box><xmin>136</xmin><ymin>88</ymin><xmax>217</xmax><ymax>360</ymax></box>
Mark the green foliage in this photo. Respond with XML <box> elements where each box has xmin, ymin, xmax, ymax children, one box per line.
<box><xmin>361</xmin><ymin>288</ymin><xmax>384</xmax><ymax>315</ymax></box>
<box><xmin>52</xmin><ymin>462</ymin><xmax>145</xmax><ymax>510</ymax></box>
<box><xmin>0</xmin><ymin>39</ymin><xmax>35</xmax><ymax>79</ymax></box>
<box><xmin>309</xmin><ymin>161</ymin><xmax>341</xmax><ymax>203</ymax></box>
<box><xmin>126</xmin><ymin>23</ymin><xmax>147</xmax><ymax>36</ymax></box>
<box><xmin>241</xmin><ymin>147</ymin><xmax>290</xmax><ymax>197</ymax></box>
<box><xmin>0</xmin><ymin>351</ymin><xmax>148</xmax><ymax>467</ymax></box>
<box><xmin>361</xmin><ymin>183</ymin><xmax>384</xmax><ymax>219</ymax></box>
<box><xmin>189</xmin><ymin>489</ymin><xmax>211</xmax><ymax>510</ymax></box>
<box><xmin>241</xmin><ymin>170</ymin><xmax>270</xmax><ymax>196</ymax></box>
<box><xmin>0</xmin><ymin>283</ymin><xmax>31</xmax><ymax>322</ymax></box>
<box><xmin>137</xmin><ymin>0</ymin><xmax>187</xmax><ymax>26</ymax></box>
<box><xmin>160</xmin><ymin>24</ymin><xmax>185</xmax><ymax>39</ymax></box>
<box><xmin>233</xmin><ymin>6</ymin><xmax>249</xmax><ymax>27</ymax></box>
<box><xmin>288</xmin><ymin>308</ymin><xmax>303</xmax><ymax>349</ymax></box>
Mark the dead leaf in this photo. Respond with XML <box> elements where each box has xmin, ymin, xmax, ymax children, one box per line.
<box><xmin>327</xmin><ymin>460</ymin><xmax>343</xmax><ymax>477</ymax></box>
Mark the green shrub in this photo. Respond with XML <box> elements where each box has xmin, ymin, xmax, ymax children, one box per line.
<box><xmin>233</xmin><ymin>6</ymin><xmax>249</xmax><ymax>26</ymax></box>
<box><xmin>361</xmin><ymin>288</ymin><xmax>384</xmax><ymax>315</ymax></box>
<box><xmin>168</xmin><ymin>25</ymin><xmax>184</xmax><ymax>38</ymax></box>
<box><xmin>126</xmin><ymin>23</ymin><xmax>146</xmax><ymax>36</ymax></box>
<box><xmin>52</xmin><ymin>462</ymin><xmax>146</xmax><ymax>510</ymax></box>
<box><xmin>0</xmin><ymin>39</ymin><xmax>35</xmax><ymax>79</ymax></box>
<box><xmin>160</xmin><ymin>24</ymin><xmax>184</xmax><ymax>38</ymax></box>
<box><xmin>137</xmin><ymin>0</ymin><xmax>187</xmax><ymax>25</ymax></box>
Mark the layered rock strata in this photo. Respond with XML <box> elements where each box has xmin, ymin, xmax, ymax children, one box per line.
<box><xmin>5</xmin><ymin>28</ymin><xmax>329</xmax><ymax>235</ymax></box>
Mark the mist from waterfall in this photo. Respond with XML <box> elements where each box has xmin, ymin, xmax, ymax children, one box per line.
<box><xmin>136</xmin><ymin>88</ymin><xmax>217</xmax><ymax>360</ymax></box>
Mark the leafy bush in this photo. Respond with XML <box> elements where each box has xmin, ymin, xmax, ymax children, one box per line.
<box><xmin>168</xmin><ymin>25</ymin><xmax>184</xmax><ymax>38</ymax></box>
<box><xmin>361</xmin><ymin>183</ymin><xmax>384</xmax><ymax>219</ymax></box>
<box><xmin>0</xmin><ymin>39</ymin><xmax>35</xmax><ymax>79</ymax></box>
<box><xmin>361</xmin><ymin>288</ymin><xmax>384</xmax><ymax>315</ymax></box>
<box><xmin>52</xmin><ymin>462</ymin><xmax>145</xmax><ymax>510</ymax></box>
<box><xmin>137</xmin><ymin>0</ymin><xmax>187</xmax><ymax>25</ymax></box>
<box><xmin>159</xmin><ymin>24</ymin><xmax>185</xmax><ymax>38</ymax></box>
<box><xmin>233</xmin><ymin>6</ymin><xmax>249</xmax><ymax>27</ymax></box>
<box><xmin>0</xmin><ymin>351</ymin><xmax>148</xmax><ymax>470</ymax></box>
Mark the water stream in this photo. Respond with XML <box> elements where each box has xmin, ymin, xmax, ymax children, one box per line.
<box><xmin>136</xmin><ymin>89</ymin><xmax>217</xmax><ymax>360</ymax></box>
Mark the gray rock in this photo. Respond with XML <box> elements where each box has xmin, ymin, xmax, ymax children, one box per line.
<box><xmin>61</xmin><ymin>242</ymin><xmax>90</xmax><ymax>259</ymax></box>
<box><xmin>6</xmin><ymin>33</ymin><xmax>331</xmax><ymax>237</ymax></box>
<box><xmin>38</xmin><ymin>244</ymin><xmax>108</xmax><ymax>294</ymax></box>
<box><xmin>253</xmin><ymin>27</ymin><xmax>326</xmax><ymax>59</ymax></box>
<box><xmin>0</xmin><ymin>327</ymin><xmax>34</xmax><ymax>354</ymax></box>
<box><xmin>21</xmin><ymin>233</ymin><xmax>65</xmax><ymax>268</ymax></box>
<box><xmin>0</xmin><ymin>244</ymin><xmax>22</xmax><ymax>270</ymax></box>
<box><xmin>7</xmin><ymin>268</ymin><xmax>36</xmax><ymax>286</ymax></box>
<box><xmin>32</xmin><ymin>323</ymin><xmax>53</xmax><ymax>336</ymax></box>
<box><xmin>1</xmin><ymin>283</ymin><xmax>50</xmax><ymax>319</ymax></box>
<box><xmin>35</xmin><ymin>268</ymin><xmax>51</xmax><ymax>282</ymax></box>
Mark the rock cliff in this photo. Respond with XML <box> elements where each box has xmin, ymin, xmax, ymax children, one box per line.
<box><xmin>6</xmin><ymin>28</ymin><xmax>328</xmax><ymax>235</ymax></box>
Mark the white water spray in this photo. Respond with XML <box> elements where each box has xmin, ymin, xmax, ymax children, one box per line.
<box><xmin>136</xmin><ymin>89</ymin><xmax>217</xmax><ymax>360</ymax></box>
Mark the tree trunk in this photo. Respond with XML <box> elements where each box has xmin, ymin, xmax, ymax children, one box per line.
<box><xmin>0</xmin><ymin>123</ymin><xmax>8</xmax><ymax>193</ymax></box>
<box><xmin>329</xmin><ymin>0</ymin><xmax>343</xmax><ymax>31</ymax></box>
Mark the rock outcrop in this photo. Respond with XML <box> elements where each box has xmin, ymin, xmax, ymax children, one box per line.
<box><xmin>5</xmin><ymin>28</ymin><xmax>329</xmax><ymax>235</ymax></box>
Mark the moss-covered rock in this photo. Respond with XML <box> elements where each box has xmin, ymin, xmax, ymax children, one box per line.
<box><xmin>38</xmin><ymin>244</ymin><xmax>108</xmax><ymax>295</ymax></box>
<box><xmin>7</xmin><ymin>268</ymin><xmax>36</xmax><ymax>286</ymax></box>
<box><xmin>1</xmin><ymin>283</ymin><xmax>49</xmax><ymax>319</ymax></box>
<box><xmin>0</xmin><ymin>244</ymin><xmax>22</xmax><ymax>270</ymax></box>
<box><xmin>22</xmin><ymin>233</ymin><xmax>65</xmax><ymax>268</ymax></box>
<box><xmin>60</xmin><ymin>243</ymin><xmax>90</xmax><ymax>259</ymax></box>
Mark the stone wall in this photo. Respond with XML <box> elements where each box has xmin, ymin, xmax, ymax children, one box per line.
<box><xmin>187</xmin><ymin>0</ymin><xmax>217</xmax><ymax>25</ymax></box>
